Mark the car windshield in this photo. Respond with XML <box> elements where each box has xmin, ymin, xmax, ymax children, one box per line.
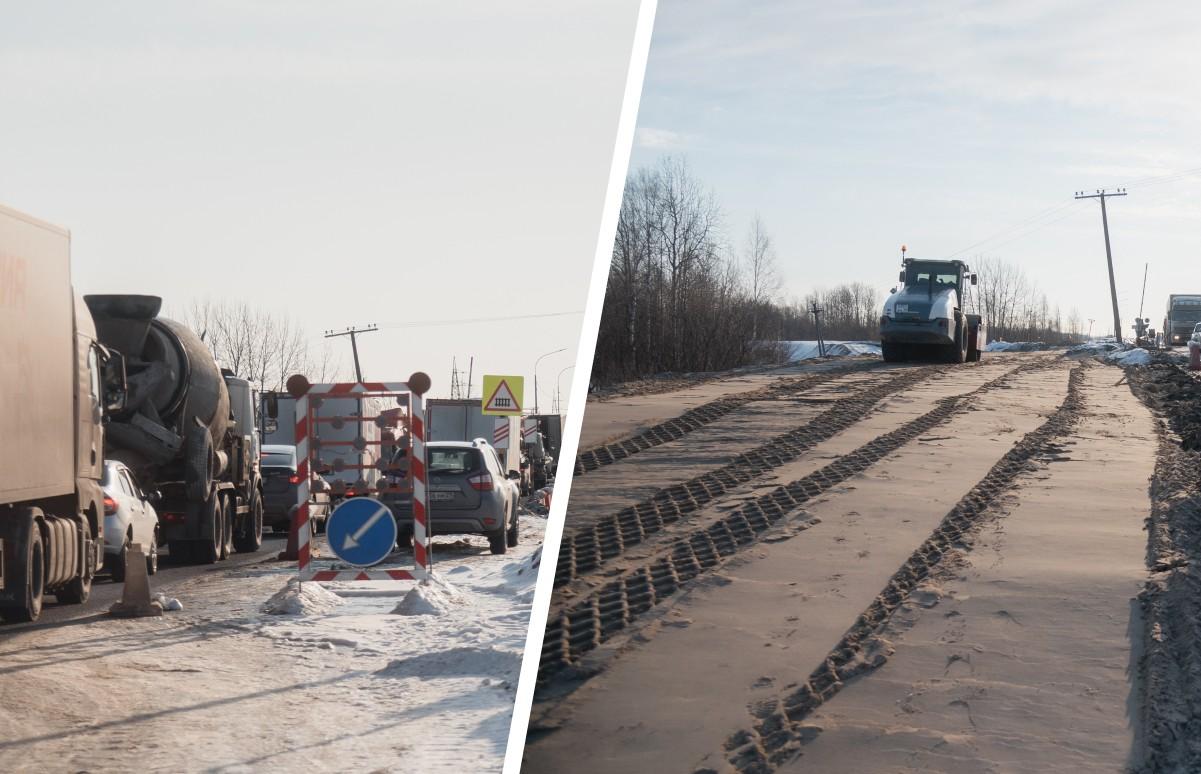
<box><xmin>429</xmin><ymin>449</ymin><xmax>479</xmax><ymax>475</ymax></box>
<box><xmin>261</xmin><ymin>452</ymin><xmax>294</xmax><ymax>467</ymax></box>
<box><xmin>1172</xmin><ymin>299</ymin><xmax>1201</xmax><ymax>310</ymax></box>
<box><xmin>906</xmin><ymin>262</ymin><xmax>960</xmax><ymax>288</ymax></box>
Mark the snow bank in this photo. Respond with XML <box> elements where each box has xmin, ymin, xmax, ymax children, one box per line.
<box><xmin>781</xmin><ymin>341</ymin><xmax>882</xmax><ymax>361</ymax></box>
<box><xmin>262</xmin><ymin>579</ymin><xmax>344</xmax><ymax>616</ymax></box>
<box><xmin>1067</xmin><ymin>341</ymin><xmax>1123</xmax><ymax>355</ymax></box>
<box><xmin>1107</xmin><ymin>348</ymin><xmax>1153</xmax><ymax>366</ymax></box>
<box><xmin>985</xmin><ymin>341</ymin><xmax>1056</xmax><ymax>352</ymax></box>
<box><xmin>391</xmin><ymin>573</ymin><xmax>465</xmax><ymax>616</ymax></box>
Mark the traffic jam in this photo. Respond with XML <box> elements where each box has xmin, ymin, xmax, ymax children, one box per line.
<box><xmin>0</xmin><ymin>203</ymin><xmax>564</xmax><ymax>772</ymax></box>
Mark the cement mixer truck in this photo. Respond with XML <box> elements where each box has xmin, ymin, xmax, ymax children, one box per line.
<box><xmin>1</xmin><ymin>204</ymin><xmax>128</xmax><ymax>621</ymax></box>
<box><xmin>880</xmin><ymin>257</ymin><xmax>985</xmax><ymax>363</ymax></box>
<box><xmin>84</xmin><ymin>296</ymin><xmax>265</xmax><ymax>565</ymax></box>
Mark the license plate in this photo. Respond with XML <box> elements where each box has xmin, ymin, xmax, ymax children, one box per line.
<box><xmin>895</xmin><ymin>304</ymin><xmax>909</xmax><ymax>313</ymax></box>
<box><xmin>431</xmin><ymin>491</ymin><xmax>455</xmax><ymax>501</ymax></box>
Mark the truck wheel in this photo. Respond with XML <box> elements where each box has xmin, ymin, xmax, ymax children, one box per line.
<box><xmin>234</xmin><ymin>491</ymin><xmax>264</xmax><ymax>553</ymax></box>
<box><xmin>396</xmin><ymin>526</ymin><xmax>413</xmax><ymax>550</ymax></box>
<box><xmin>195</xmin><ymin>494</ymin><xmax>221</xmax><ymax>565</ymax></box>
<box><xmin>219</xmin><ymin>497</ymin><xmax>234</xmax><ymax>560</ymax></box>
<box><xmin>0</xmin><ymin>509</ymin><xmax>45</xmax><ymax>622</ymax></box>
<box><xmin>56</xmin><ymin>526</ymin><xmax>94</xmax><ymax>605</ymax></box>
<box><xmin>506</xmin><ymin>505</ymin><xmax>519</xmax><ymax>548</ymax></box>
<box><xmin>186</xmin><ymin>431</ymin><xmax>214</xmax><ymax>503</ymax></box>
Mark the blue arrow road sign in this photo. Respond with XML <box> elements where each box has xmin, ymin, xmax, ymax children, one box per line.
<box><xmin>326</xmin><ymin>497</ymin><xmax>398</xmax><ymax>567</ymax></box>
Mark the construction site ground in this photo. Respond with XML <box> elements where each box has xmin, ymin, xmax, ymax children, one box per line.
<box><xmin>526</xmin><ymin>350</ymin><xmax>1200</xmax><ymax>773</ymax></box>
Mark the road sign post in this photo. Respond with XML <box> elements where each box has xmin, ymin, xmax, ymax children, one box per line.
<box><xmin>482</xmin><ymin>374</ymin><xmax>524</xmax><ymax>416</ymax></box>
<box><xmin>288</xmin><ymin>373</ymin><xmax>432</xmax><ymax>583</ymax></box>
<box><xmin>327</xmin><ymin>497</ymin><xmax>398</xmax><ymax>567</ymax></box>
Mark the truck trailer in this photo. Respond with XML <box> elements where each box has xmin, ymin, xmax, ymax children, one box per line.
<box><xmin>85</xmin><ymin>296</ymin><xmax>264</xmax><ymax>565</ymax></box>
<box><xmin>0</xmin><ymin>204</ymin><xmax>127</xmax><ymax>621</ymax></box>
<box><xmin>427</xmin><ymin>400</ymin><xmax>523</xmax><ymax>480</ymax></box>
<box><xmin>880</xmin><ymin>257</ymin><xmax>985</xmax><ymax>363</ymax></box>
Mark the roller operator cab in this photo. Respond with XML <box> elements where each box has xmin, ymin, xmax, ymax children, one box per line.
<box><xmin>880</xmin><ymin>258</ymin><xmax>986</xmax><ymax>364</ymax></box>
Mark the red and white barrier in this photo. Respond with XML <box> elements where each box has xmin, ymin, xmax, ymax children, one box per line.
<box><xmin>289</xmin><ymin>372</ymin><xmax>432</xmax><ymax>583</ymax></box>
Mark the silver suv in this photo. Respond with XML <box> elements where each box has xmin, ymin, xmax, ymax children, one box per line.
<box><xmin>384</xmin><ymin>440</ymin><xmax>520</xmax><ymax>554</ymax></box>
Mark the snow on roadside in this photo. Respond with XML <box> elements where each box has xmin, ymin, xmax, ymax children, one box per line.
<box><xmin>392</xmin><ymin>573</ymin><xmax>465</xmax><ymax>616</ymax></box>
<box><xmin>0</xmin><ymin>511</ymin><xmax>548</xmax><ymax>774</ymax></box>
<box><xmin>263</xmin><ymin>578</ymin><xmax>345</xmax><ymax>616</ymax></box>
<box><xmin>781</xmin><ymin>340</ymin><xmax>882</xmax><ymax>360</ymax></box>
<box><xmin>1107</xmin><ymin>347</ymin><xmax>1152</xmax><ymax>366</ymax></box>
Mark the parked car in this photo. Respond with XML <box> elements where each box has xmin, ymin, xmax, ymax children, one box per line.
<box><xmin>382</xmin><ymin>439</ymin><xmax>521</xmax><ymax>554</ymax></box>
<box><xmin>100</xmin><ymin>460</ymin><xmax>160</xmax><ymax>580</ymax></box>
<box><xmin>261</xmin><ymin>444</ymin><xmax>331</xmax><ymax>533</ymax></box>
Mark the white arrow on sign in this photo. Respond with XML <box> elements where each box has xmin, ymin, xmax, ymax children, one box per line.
<box><xmin>343</xmin><ymin>503</ymin><xmax>392</xmax><ymax>552</ymax></box>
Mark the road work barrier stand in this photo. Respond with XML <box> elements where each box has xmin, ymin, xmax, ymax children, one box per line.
<box><xmin>286</xmin><ymin>372</ymin><xmax>433</xmax><ymax>584</ymax></box>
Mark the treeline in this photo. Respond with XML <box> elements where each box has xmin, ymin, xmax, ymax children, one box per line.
<box><xmin>971</xmin><ymin>256</ymin><xmax>1083</xmax><ymax>343</ymax></box>
<box><xmin>593</xmin><ymin>159</ymin><xmax>763</xmax><ymax>381</ymax></box>
<box><xmin>592</xmin><ymin>158</ymin><xmax>1080</xmax><ymax>384</ymax></box>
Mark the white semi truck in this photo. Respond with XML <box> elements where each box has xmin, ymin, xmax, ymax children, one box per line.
<box><xmin>0</xmin><ymin>204</ymin><xmax>127</xmax><ymax>621</ymax></box>
<box><xmin>880</xmin><ymin>257</ymin><xmax>985</xmax><ymax>363</ymax></box>
<box><xmin>427</xmin><ymin>399</ymin><xmax>523</xmax><ymax>480</ymax></box>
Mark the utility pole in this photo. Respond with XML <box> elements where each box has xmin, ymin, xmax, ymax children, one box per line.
<box><xmin>325</xmin><ymin>324</ymin><xmax>378</xmax><ymax>383</ymax></box>
<box><xmin>1088</xmin><ymin>318</ymin><xmax>1095</xmax><ymax>340</ymax></box>
<box><xmin>1074</xmin><ymin>188</ymin><xmax>1127</xmax><ymax>343</ymax></box>
<box><xmin>810</xmin><ymin>302</ymin><xmax>825</xmax><ymax>358</ymax></box>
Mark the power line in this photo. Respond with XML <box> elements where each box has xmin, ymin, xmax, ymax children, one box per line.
<box><xmin>377</xmin><ymin>310</ymin><xmax>582</xmax><ymax>330</ymax></box>
<box><xmin>945</xmin><ymin>200</ymin><xmax>1079</xmax><ymax>259</ymax></box>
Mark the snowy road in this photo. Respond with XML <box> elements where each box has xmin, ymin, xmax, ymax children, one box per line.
<box><xmin>0</xmin><ymin>536</ymin><xmax>287</xmax><ymax>633</ymax></box>
<box><xmin>0</xmin><ymin>514</ymin><xmax>545</xmax><ymax>773</ymax></box>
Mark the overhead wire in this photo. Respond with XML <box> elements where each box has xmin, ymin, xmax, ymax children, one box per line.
<box><xmin>375</xmin><ymin>310</ymin><xmax>583</xmax><ymax>330</ymax></box>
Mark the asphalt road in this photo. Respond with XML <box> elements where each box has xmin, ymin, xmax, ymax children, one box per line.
<box><xmin>0</xmin><ymin>535</ymin><xmax>286</xmax><ymax>635</ymax></box>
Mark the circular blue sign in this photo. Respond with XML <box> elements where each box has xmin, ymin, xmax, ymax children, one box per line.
<box><xmin>326</xmin><ymin>497</ymin><xmax>398</xmax><ymax>567</ymax></box>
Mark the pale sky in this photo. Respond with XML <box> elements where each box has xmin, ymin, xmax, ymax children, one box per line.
<box><xmin>631</xmin><ymin>0</ymin><xmax>1201</xmax><ymax>338</ymax></box>
<box><xmin>0</xmin><ymin>1</ymin><xmax>641</xmax><ymax>406</ymax></box>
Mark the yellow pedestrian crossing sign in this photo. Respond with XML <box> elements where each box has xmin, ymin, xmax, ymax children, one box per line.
<box><xmin>482</xmin><ymin>375</ymin><xmax>524</xmax><ymax>416</ymax></box>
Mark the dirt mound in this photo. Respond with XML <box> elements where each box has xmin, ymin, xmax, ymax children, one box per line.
<box><xmin>1129</xmin><ymin>363</ymin><xmax>1201</xmax><ymax>772</ymax></box>
<box><xmin>1131</xmin><ymin>364</ymin><xmax>1201</xmax><ymax>450</ymax></box>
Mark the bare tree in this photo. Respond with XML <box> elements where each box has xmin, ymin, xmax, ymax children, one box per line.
<box><xmin>744</xmin><ymin>214</ymin><xmax>780</xmax><ymax>340</ymax></box>
<box><xmin>183</xmin><ymin>300</ymin><xmax>341</xmax><ymax>391</ymax></box>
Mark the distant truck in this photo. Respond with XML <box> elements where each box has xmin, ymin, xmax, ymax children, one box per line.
<box><xmin>85</xmin><ymin>296</ymin><xmax>264</xmax><ymax>565</ymax></box>
<box><xmin>427</xmin><ymin>400</ymin><xmax>523</xmax><ymax>486</ymax></box>
<box><xmin>1163</xmin><ymin>295</ymin><xmax>1201</xmax><ymax>347</ymax></box>
<box><xmin>528</xmin><ymin>413</ymin><xmax>565</xmax><ymax>473</ymax></box>
<box><xmin>880</xmin><ymin>258</ymin><xmax>985</xmax><ymax>363</ymax></box>
<box><xmin>0</xmin><ymin>204</ymin><xmax>127</xmax><ymax>621</ymax></box>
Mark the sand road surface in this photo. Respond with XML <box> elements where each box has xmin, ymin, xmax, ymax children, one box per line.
<box><xmin>525</xmin><ymin>351</ymin><xmax>1185</xmax><ymax>773</ymax></box>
